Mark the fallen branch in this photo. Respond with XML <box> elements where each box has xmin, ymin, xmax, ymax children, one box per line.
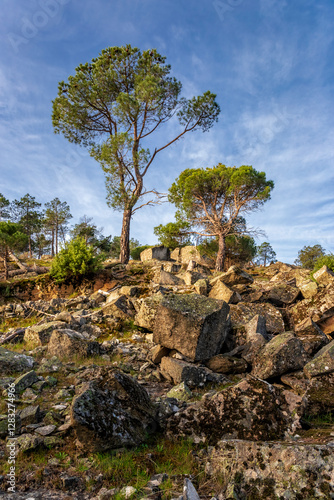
<box><xmin>0</xmin><ymin>328</ymin><xmax>26</xmax><ymax>345</ymax></box>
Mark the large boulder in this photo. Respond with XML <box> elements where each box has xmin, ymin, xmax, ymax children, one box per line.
<box><xmin>267</xmin><ymin>284</ymin><xmax>300</xmax><ymax>306</ymax></box>
<box><xmin>47</xmin><ymin>329</ymin><xmax>101</xmax><ymax>358</ymax></box>
<box><xmin>101</xmin><ymin>295</ymin><xmax>136</xmax><ymax>319</ymax></box>
<box><xmin>219</xmin><ymin>265</ymin><xmax>253</xmax><ymax>286</ymax></box>
<box><xmin>182</xmin><ymin>271</ymin><xmax>207</xmax><ymax>286</ymax></box>
<box><xmin>304</xmin><ymin>373</ymin><xmax>334</xmax><ymax>416</ymax></box>
<box><xmin>135</xmin><ymin>293</ymin><xmax>164</xmax><ymax>330</ymax></box>
<box><xmin>0</xmin><ymin>347</ymin><xmax>35</xmax><ymax>374</ymax></box>
<box><xmin>13</xmin><ymin>370</ymin><xmax>39</xmax><ymax>393</ymax></box>
<box><xmin>298</xmin><ymin>279</ymin><xmax>318</xmax><ymax>299</ymax></box>
<box><xmin>70</xmin><ymin>368</ymin><xmax>158</xmax><ymax>452</ymax></box>
<box><xmin>294</xmin><ymin>317</ymin><xmax>329</xmax><ymax>356</ymax></box>
<box><xmin>208</xmin><ymin>280</ymin><xmax>241</xmax><ymax>304</ymax></box>
<box><xmin>303</xmin><ymin>340</ymin><xmax>334</xmax><ymax>378</ymax></box>
<box><xmin>229</xmin><ymin>302</ymin><xmax>285</xmax><ymax>334</ymax></box>
<box><xmin>170</xmin><ymin>246</ymin><xmax>215</xmax><ymax>268</ymax></box>
<box><xmin>205</xmin><ymin>440</ymin><xmax>334</xmax><ymax>500</ymax></box>
<box><xmin>241</xmin><ymin>315</ymin><xmax>270</xmax><ymax>364</ymax></box>
<box><xmin>205</xmin><ymin>354</ymin><xmax>248</xmax><ymax>374</ymax></box>
<box><xmin>313</xmin><ymin>265</ymin><xmax>334</xmax><ymax>286</ymax></box>
<box><xmin>158</xmin><ymin>270</ymin><xmax>185</xmax><ymax>286</ymax></box>
<box><xmin>153</xmin><ymin>294</ymin><xmax>230</xmax><ymax>362</ymax></box>
<box><xmin>290</xmin><ymin>287</ymin><xmax>334</xmax><ymax>335</ymax></box>
<box><xmin>252</xmin><ymin>332</ymin><xmax>308</xmax><ymax>379</ymax></box>
<box><xmin>24</xmin><ymin>321</ymin><xmax>68</xmax><ymax>346</ymax></box>
<box><xmin>167</xmin><ymin>378</ymin><xmax>294</xmax><ymax>444</ymax></box>
<box><xmin>140</xmin><ymin>246</ymin><xmax>170</xmax><ymax>262</ymax></box>
<box><xmin>160</xmin><ymin>356</ymin><xmax>226</xmax><ymax>388</ymax></box>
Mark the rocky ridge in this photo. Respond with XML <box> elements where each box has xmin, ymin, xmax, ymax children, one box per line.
<box><xmin>0</xmin><ymin>253</ymin><xmax>333</xmax><ymax>499</ymax></box>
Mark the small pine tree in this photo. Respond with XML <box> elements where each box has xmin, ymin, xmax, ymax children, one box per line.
<box><xmin>50</xmin><ymin>236</ymin><xmax>102</xmax><ymax>283</ymax></box>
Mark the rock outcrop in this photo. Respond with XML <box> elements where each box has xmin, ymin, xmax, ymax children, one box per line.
<box><xmin>153</xmin><ymin>293</ymin><xmax>230</xmax><ymax>361</ymax></box>
<box><xmin>70</xmin><ymin>368</ymin><xmax>158</xmax><ymax>452</ymax></box>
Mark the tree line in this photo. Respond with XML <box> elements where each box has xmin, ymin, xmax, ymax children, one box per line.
<box><xmin>0</xmin><ymin>193</ymin><xmax>72</xmax><ymax>258</ymax></box>
<box><xmin>0</xmin><ymin>192</ymin><xmax>141</xmax><ymax>279</ymax></box>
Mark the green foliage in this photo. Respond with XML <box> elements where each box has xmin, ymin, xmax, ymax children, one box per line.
<box><xmin>0</xmin><ymin>193</ymin><xmax>11</xmax><ymax>221</ymax></box>
<box><xmin>197</xmin><ymin>238</ymin><xmax>219</xmax><ymax>258</ymax></box>
<box><xmin>256</xmin><ymin>242</ymin><xmax>277</xmax><ymax>266</ymax></box>
<box><xmin>44</xmin><ymin>198</ymin><xmax>72</xmax><ymax>255</ymax></box>
<box><xmin>52</xmin><ymin>44</ymin><xmax>220</xmax><ymax>263</ymax></box>
<box><xmin>70</xmin><ymin>215</ymin><xmax>100</xmax><ymax>245</ymax></box>
<box><xmin>50</xmin><ymin>236</ymin><xmax>102</xmax><ymax>282</ymax></box>
<box><xmin>109</xmin><ymin>236</ymin><xmax>140</xmax><ymax>259</ymax></box>
<box><xmin>11</xmin><ymin>194</ymin><xmax>43</xmax><ymax>255</ymax></box>
<box><xmin>153</xmin><ymin>219</ymin><xmax>191</xmax><ymax>249</ymax></box>
<box><xmin>130</xmin><ymin>245</ymin><xmax>151</xmax><ymax>260</ymax></box>
<box><xmin>0</xmin><ymin>221</ymin><xmax>28</xmax><ymax>252</ymax></box>
<box><xmin>197</xmin><ymin>234</ymin><xmax>256</xmax><ymax>266</ymax></box>
<box><xmin>295</xmin><ymin>244</ymin><xmax>326</xmax><ymax>269</ymax></box>
<box><xmin>226</xmin><ymin>234</ymin><xmax>257</xmax><ymax>264</ymax></box>
<box><xmin>168</xmin><ymin>164</ymin><xmax>274</xmax><ymax>270</ymax></box>
<box><xmin>70</xmin><ymin>215</ymin><xmax>113</xmax><ymax>254</ymax></box>
<box><xmin>313</xmin><ymin>253</ymin><xmax>334</xmax><ymax>273</ymax></box>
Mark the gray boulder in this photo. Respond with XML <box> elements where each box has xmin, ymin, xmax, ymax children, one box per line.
<box><xmin>252</xmin><ymin>332</ymin><xmax>308</xmax><ymax>379</ymax></box>
<box><xmin>205</xmin><ymin>354</ymin><xmax>248</xmax><ymax>374</ymax></box>
<box><xmin>13</xmin><ymin>370</ymin><xmax>39</xmax><ymax>393</ymax></box>
<box><xmin>220</xmin><ymin>265</ymin><xmax>253</xmax><ymax>286</ymax></box>
<box><xmin>158</xmin><ymin>270</ymin><xmax>185</xmax><ymax>286</ymax></box>
<box><xmin>229</xmin><ymin>302</ymin><xmax>285</xmax><ymax>334</ymax></box>
<box><xmin>0</xmin><ymin>347</ymin><xmax>34</xmax><ymax>374</ymax></box>
<box><xmin>140</xmin><ymin>246</ymin><xmax>170</xmax><ymax>262</ymax></box>
<box><xmin>47</xmin><ymin>329</ymin><xmax>101</xmax><ymax>358</ymax></box>
<box><xmin>167</xmin><ymin>377</ymin><xmax>294</xmax><ymax>444</ymax></box>
<box><xmin>135</xmin><ymin>293</ymin><xmax>164</xmax><ymax>331</ymax></box>
<box><xmin>303</xmin><ymin>340</ymin><xmax>334</xmax><ymax>378</ymax></box>
<box><xmin>70</xmin><ymin>368</ymin><xmax>158</xmax><ymax>452</ymax></box>
<box><xmin>295</xmin><ymin>317</ymin><xmax>329</xmax><ymax>356</ymax></box>
<box><xmin>160</xmin><ymin>356</ymin><xmax>226</xmax><ymax>388</ymax></box>
<box><xmin>304</xmin><ymin>373</ymin><xmax>334</xmax><ymax>416</ymax></box>
<box><xmin>24</xmin><ymin>321</ymin><xmax>68</xmax><ymax>346</ymax></box>
<box><xmin>153</xmin><ymin>294</ymin><xmax>230</xmax><ymax>362</ymax></box>
<box><xmin>205</xmin><ymin>439</ymin><xmax>334</xmax><ymax>499</ymax></box>
<box><xmin>209</xmin><ymin>280</ymin><xmax>241</xmax><ymax>304</ymax></box>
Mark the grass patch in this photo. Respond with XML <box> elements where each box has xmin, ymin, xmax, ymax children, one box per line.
<box><xmin>91</xmin><ymin>436</ymin><xmax>199</xmax><ymax>495</ymax></box>
<box><xmin>0</xmin><ymin>314</ymin><xmax>40</xmax><ymax>334</ymax></box>
<box><xmin>304</xmin><ymin>412</ymin><xmax>334</xmax><ymax>427</ymax></box>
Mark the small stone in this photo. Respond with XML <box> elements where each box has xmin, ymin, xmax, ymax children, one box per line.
<box><xmin>120</xmin><ymin>486</ymin><xmax>136</xmax><ymax>499</ymax></box>
<box><xmin>35</xmin><ymin>424</ymin><xmax>56</xmax><ymax>436</ymax></box>
<box><xmin>166</xmin><ymin>382</ymin><xmax>193</xmax><ymax>401</ymax></box>
<box><xmin>13</xmin><ymin>370</ymin><xmax>39</xmax><ymax>394</ymax></box>
<box><xmin>21</xmin><ymin>388</ymin><xmax>37</xmax><ymax>402</ymax></box>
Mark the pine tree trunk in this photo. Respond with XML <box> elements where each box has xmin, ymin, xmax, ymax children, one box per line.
<box><xmin>55</xmin><ymin>223</ymin><xmax>58</xmax><ymax>255</ymax></box>
<box><xmin>28</xmin><ymin>235</ymin><xmax>32</xmax><ymax>258</ymax></box>
<box><xmin>215</xmin><ymin>233</ymin><xmax>226</xmax><ymax>272</ymax></box>
<box><xmin>4</xmin><ymin>247</ymin><xmax>8</xmax><ymax>280</ymax></box>
<box><xmin>51</xmin><ymin>230</ymin><xmax>54</xmax><ymax>257</ymax></box>
<box><xmin>120</xmin><ymin>209</ymin><xmax>132</xmax><ymax>264</ymax></box>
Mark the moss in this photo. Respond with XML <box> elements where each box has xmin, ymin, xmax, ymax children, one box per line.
<box><xmin>161</xmin><ymin>293</ymin><xmax>224</xmax><ymax>317</ymax></box>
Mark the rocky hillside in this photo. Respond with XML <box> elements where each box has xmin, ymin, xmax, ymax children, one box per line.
<box><xmin>0</xmin><ymin>251</ymin><xmax>333</xmax><ymax>499</ymax></box>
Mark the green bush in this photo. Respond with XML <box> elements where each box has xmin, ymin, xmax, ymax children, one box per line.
<box><xmin>50</xmin><ymin>236</ymin><xmax>102</xmax><ymax>283</ymax></box>
<box><xmin>130</xmin><ymin>245</ymin><xmax>151</xmax><ymax>261</ymax></box>
<box><xmin>313</xmin><ymin>253</ymin><xmax>334</xmax><ymax>274</ymax></box>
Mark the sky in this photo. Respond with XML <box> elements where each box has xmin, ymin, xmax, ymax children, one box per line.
<box><xmin>0</xmin><ymin>0</ymin><xmax>333</xmax><ymax>264</ymax></box>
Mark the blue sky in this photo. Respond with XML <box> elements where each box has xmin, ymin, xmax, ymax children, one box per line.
<box><xmin>1</xmin><ymin>0</ymin><xmax>333</xmax><ymax>263</ymax></box>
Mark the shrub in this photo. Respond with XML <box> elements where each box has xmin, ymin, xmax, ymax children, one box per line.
<box><xmin>50</xmin><ymin>236</ymin><xmax>102</xmax><ymax>282</ymax></box>
<box><xmin>130</xmin><ymin>245</ymin><xmax>151</xmax><ymax>261</ymax></box>
<box><xmin>313</xmin><ymin>253</ymin><xmax>334</xmax><ymax>274</ymax></box>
